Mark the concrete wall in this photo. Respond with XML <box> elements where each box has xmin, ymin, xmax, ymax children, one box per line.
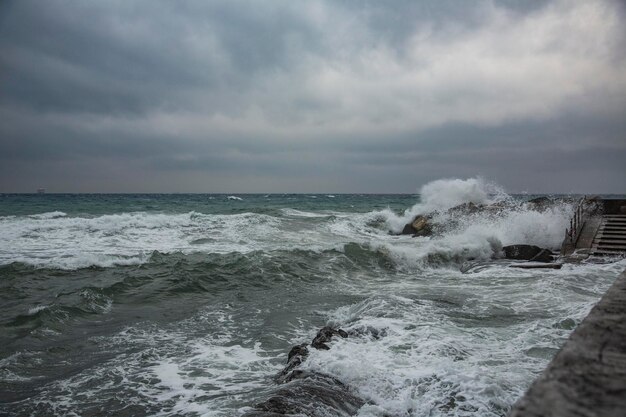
<box><xmin>508</xmin><ymin>269</ymin><xmax>626</xmax><ymax>417</ymax></box>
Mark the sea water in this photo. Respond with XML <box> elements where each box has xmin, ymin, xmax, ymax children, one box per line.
<box><xmin>1</xmin><ymin>178</ymin><xmax>624</xmax><ymax>416</ymax></box>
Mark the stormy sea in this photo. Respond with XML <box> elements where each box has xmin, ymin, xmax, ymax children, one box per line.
<box><xmin>1</xmin><ymin>178</ymin><xmax>624</xmax><ymax>417</ymax></box>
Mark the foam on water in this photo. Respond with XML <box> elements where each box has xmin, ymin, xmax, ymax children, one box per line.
<box><xmin>6</xmin><ymin>307</ymin><xmax>284</xmax><ymax>417</ymax></box>
<box><xmin>0</xmin><ymin>211</ymin><xmax>285</xmax><ymax>269</ymax></box>
<box><xmin>298</xmin><ymin>260</ymin><xmax>626</xmax><ymax>417</ymax></box>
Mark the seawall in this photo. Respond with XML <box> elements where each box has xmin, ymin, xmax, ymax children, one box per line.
<box><xmin>508</xmin><ymin>269</ymin><xmax>626</xmax><ymax>417</ymax></box>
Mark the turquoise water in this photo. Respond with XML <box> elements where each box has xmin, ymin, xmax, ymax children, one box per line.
<box><xmin>1</xmin><ymin>187</ymin><xmax>624</xmax><ymax>416</ymax></box>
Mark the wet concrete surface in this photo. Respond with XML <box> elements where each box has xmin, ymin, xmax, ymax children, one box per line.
<box><xmin>509</xmin><ymin>269</ymin><xmax>626</xmax><ymax>417</ymax></box>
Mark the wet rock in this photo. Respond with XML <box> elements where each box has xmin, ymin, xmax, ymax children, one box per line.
<box><xmin>400</xmin><ymin>215</ymin><xmax>432</xmax><ymax>237</ymax></box>
<box><xmin>503</xmin><ymin>245</ymin><xmax>549</xmax><ymax>261</ymax></box>
<box><xmin>529</xmin><ymin>248</ymin><xmax>554</xmax><ymax>263</ymax></box>
<box><xmin>312</xmin><ymin>326</ymin><xmax>348</xmax><ymax>350</ymax></box>
<box><xmin>526</xmin><ymin>196</ymin><xmax>553</xmax><ymax>211</ymax></box>
<box><xmin>347</xmin><ymin>326</ymin><xmax>387</xmax><ymax>340</ymax></box>
<box><xmin>276</xmin><ymin>344</ymin><xmax>309</xmax><ymax>383</ymax></box>
<box><xmin>243</xmin><ymin>371</ymin><xmax>365</xmax><ymax>417</ymax></box>
<box><xmin>447</xmin><ymin>202</ymin><xmax>482</xmax><ymax>215</ymax></box>
<box><xmin>244</xmin><ymin>326</ymin><xmax>363</xmax><ymax>417</ymax></box>
<box><xmin>288</xmin><ymin>343</ymin><xmax>309</xmax><ymax>362</ymax></box>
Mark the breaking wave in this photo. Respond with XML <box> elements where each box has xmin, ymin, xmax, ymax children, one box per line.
<box><xmin>0</xmin><ymin>178</ymin><xmax>575</xmax><ymax>270</ymax></box>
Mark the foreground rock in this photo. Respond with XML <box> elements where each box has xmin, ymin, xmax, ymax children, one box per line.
<box><xmin>503</xmin><ymin>245</ymin><xmax>554</xmax><ymax>262</ymax></box>
<box><xmin>242</xmin><ymin>326</ymin><xmax>365</xmax><ymax>417</ymax></box>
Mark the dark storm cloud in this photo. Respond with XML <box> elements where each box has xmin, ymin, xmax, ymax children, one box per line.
<box><xmin>0</xmin><ymin>0</ymin><xmax>625</xmax><ymax>192</ymax></box>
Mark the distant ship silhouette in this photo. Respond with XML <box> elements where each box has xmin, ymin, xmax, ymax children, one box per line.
<box><xmin>37</xmin><ymin>188</ymin><xmax>45</xmax><ymax>194</ymax></box>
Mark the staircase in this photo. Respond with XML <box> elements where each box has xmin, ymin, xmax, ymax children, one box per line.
<box><xmin>591</xmin><ymin>215</ymin><xmax>626</xmax><ymax>256</ymax></box>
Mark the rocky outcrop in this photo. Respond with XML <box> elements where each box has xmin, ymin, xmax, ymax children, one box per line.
<box><xmin>245</xmin><ymin>371</ymin><xmax>364</xmax><ymax>417</ymax></box>
<box><xmin>529</xmin><ymin>248</ymin><xmax>554</xmax><ymax>263</ymax></box>
<box><xmin>447</xmin><ymin>202</ymin><xmax>482</xmax><ymax>215</ymax></box>
<box><xmin>525</xmin><ymin>196</ymin><xmax>553</xmax><ymax>211</ymax></box>
<box><xmin>503</xmin><ymin>245</ymin><xmax>554</xmax><ymax>262</ymax></box>
<box><xmin>243</xmin><ymin>326</ymin><xmax>364</xmax><ymax>417</ymax></box>
<box><xmin>400</xmin><ymin>215</ymin><xmax>432</xmax><ymax>237</ymax></box>
<box><xmin>312</xmin><ymin>326</ymin><xmax>348</xmax><ymax>350</ymax></box>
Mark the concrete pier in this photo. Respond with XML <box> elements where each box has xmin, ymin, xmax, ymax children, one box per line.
<box><xmin>508</xmin><ymin>269</ymin><xmax>626</xmax><ymax>417</ymax></box>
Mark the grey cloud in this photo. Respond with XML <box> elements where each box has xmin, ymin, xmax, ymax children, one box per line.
<box><xmin>0</xmin><ymin>0</ymin><xmax>625</xmax><ymax>193</ymax></box>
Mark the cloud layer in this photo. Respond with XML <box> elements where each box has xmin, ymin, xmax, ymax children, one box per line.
<box><xmin>1</xmin><ymin>0</ymin><xmax>625</xmax><ymax>192</ymax></box>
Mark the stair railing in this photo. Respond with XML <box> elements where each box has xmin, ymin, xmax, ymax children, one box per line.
<box><xmin>565</xmin><ymin>196</ymin><xmax>587</xmax><ymax>244</ymax></box>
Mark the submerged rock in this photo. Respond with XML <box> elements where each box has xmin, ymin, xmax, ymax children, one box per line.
<box><xmin>503</xmin><ymin>245</ymin><xmax>553</xmax><ymax>261</ymax></box>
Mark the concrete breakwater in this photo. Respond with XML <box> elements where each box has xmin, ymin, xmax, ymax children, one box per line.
<box><xmin>509</xmin><ymin>269</ymin><xmax>626</xmax><ymax>417</ymax></box>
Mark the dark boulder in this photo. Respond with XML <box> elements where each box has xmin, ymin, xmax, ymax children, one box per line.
<box><xmin>244</xmin><ymin>326</ymin><xmax>362</xmax><ymax>416</ymax></box>
<box><xmin>400</xmin><ymin>215</ymin><xmax>432</xmax><ymax>237</ymax></box>
<box><xmin>529</xmin><ymin>249</ymin><xmax>554</xmax><ymax>263</ymax></box>
<box><xmin>243</xmin><ymin>371</ymin><xmax>364</xmax><ymax>417</ymax></box>
<box><xmin>312</xmin><ymin>326</ymin><xmax>348</xmax><ymax>350</ymax></box>
<box><xmin>447</xmin><ymin>202</ymin><xmax>482</xmax><ymax>215</ymax></box>
<box><xmin>276</xmin><ymin>344</ymin><xmax>309</xmax><ymax>383</ymax></box>
<box><xmin>526</xmin><ymin>196</ymin><xmax>553</xmax><ymax>211</ymax></box>
<box><xmin>503</xmin><ymin>245</ymin><xmax>553</xmax><ymax>261</ymax></box>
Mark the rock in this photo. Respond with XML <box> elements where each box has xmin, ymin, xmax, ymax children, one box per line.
<box><xmin>276</xmin><ymin>344</ymin><xmax>309</xmax><ymax>383</ymax></box>
<box><xmin>526</xmin><ymin>196</ymin><xmax>553</xmax><ymax>210</ymax></box>
<box><xmin>287</xmin><ymin>343</ymin><xmax>309</xmax><ymax>362</ymax></box>
<box><xmin>244</xmin><ymin>326</ymin><xmax>363</xmax><ymax>417</ymax></box>
<box><xmin>447</xmin><ymin>202</ymin><xmax>482</xmax><ymax>215</ymax></box>
<box><xmin>311</xmin><ymin>326</ymin><xmax>348</xmax><ymax>350</ymax></box>
<box><xmin>401</xmin><ymin>223</ymin><xmax>417</xmax><ymax>235</ymax></box>
<box><xmin>529</xmin><ymin>248</ymin><xmax>554</xmax><ymax>263</ymax></box>
<box><xmin>243</xmin><ymin>371</ymin><xmax>365</xmax><ymax>417</ymax></box>
<box><xmin>509</xmin><ymin>263</ymin><xmax>562</xmax><ymax>269</ymax></box>
<box><xmin>400</xmin><ymin>215</ymin><xmax>432</xmax><ymax>237</ymax></box>
<box><xmin>503</xmin><ymin>245</ymin><xmax>550</xmax><ymax>261</ymax></box>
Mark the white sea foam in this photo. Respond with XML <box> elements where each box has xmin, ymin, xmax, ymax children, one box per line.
<box><xmin>227</xmin><ymin>196</ymin><xmax>243</xmax><ymax>200</ymax></box>
<box><xmin>9</xmin><ymin>307</ymin><xmax>283</xmax><ymax>417</ymax></box>
<box><xmin>28</xmin><ymin>211</ymin><xmax>68</xmax><ymax>220</ymax></box>
<box><xmin>0</xmin><ymin>211</ymin><xmax>285</xmax><ymax>269</ymax></box>
<box><xmin>27</xmin><ymin>305</ymin><xmax>50</xmax><ymax>315</ymax></box>
<box><xmin>280</xmin><ymin>208</ymin><xmax>332</xmax><ymax>218</ymax></box>
<box><xmin>298</xmin><ymin>259</ymin><xmax>626</xmax><ymax>417</ymax></box>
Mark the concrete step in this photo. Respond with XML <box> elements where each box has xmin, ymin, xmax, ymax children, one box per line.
<box><xmin>595</xmin><ymin>245</ymin><xmax>626</xmax><ymax>252</ymax></box>
<box><xmin>596</xmin><ymin>237</ymin><xmax>626</xmax><ymax>243</ymax></box>
<box><xmin>596</xmin><ymin>239</ymin><xmax>626</xmax><ymax>245</ymax></box>
<box><xmin>597</xmin><ymin>231</ymin><xmax>626</xmax><ymax>235</ymax></box>
<box><xmin>592</xmin><ymin>250</ymin><xmax>626</xmax><ymax>256</ymax></box>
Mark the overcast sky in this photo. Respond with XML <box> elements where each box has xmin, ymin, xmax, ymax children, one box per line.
<box><xmin>1</xmin><ymin>0</ymin><xmax>625</xmax><ymax>193</ymax></box>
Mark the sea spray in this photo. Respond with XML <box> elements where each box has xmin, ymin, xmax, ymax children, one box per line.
<box><xmin>374</xmin><ymin>178</ymin><xmax>574</xmax><ymax>268</ymax></box>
